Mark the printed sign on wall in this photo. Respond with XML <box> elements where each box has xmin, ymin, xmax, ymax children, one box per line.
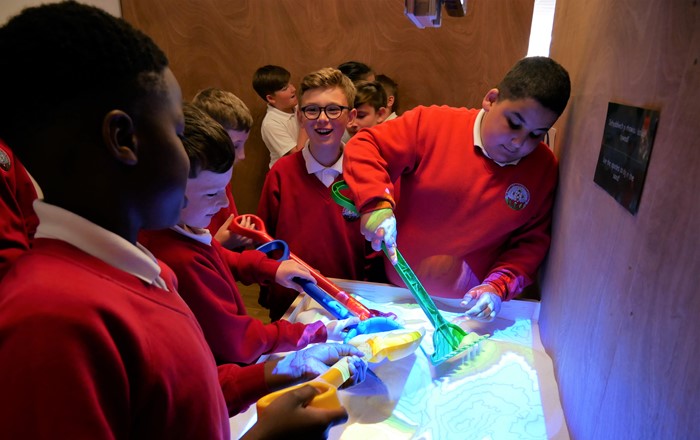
<box><xmin>593</xmin><ymin>102</ymin><xmax>660</xmax><ymax>215</ymax></box>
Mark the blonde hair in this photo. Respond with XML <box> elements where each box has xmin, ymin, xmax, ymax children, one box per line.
<box><xmin>192</xmin><ymin>87</ymin><xmax>253</xmax><ymax>132</ymax></box>
<box><xmin>299</xmin><ymin>67</ymin><xmax>356</xmax><ymax>107</ymax></box>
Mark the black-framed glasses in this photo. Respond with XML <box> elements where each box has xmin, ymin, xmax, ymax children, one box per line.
<box><xmin>300</xmin><ymin>105</ymin><xmax>350</xmax><ymax>120</ymax></box>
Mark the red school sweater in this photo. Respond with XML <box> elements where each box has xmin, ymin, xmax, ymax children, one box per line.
<box><xmin>0</xmin><ymin>238</ymin><xmax>249</xmax><ymax>439</ymax></box>
<box><xmin>140</xmin><ymin>228</ymin><xmax>327</xmax><ymax>365</ymax></box>
<box><xmin>257</xmin><ymin>151</ymin><xmax>370</xmax><ymax>320</ymax></box>
<box><xmin>343</xmin><ymin>105</ymin><xmax>558</xmax><ymax>300</ymax></box>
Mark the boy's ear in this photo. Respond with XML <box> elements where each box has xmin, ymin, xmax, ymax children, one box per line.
<box><xmin>102</xmin><ymin>110</ymin><xmax>138</xmax><ymax>165</ymax></box>
<box><xmin>482</xmin><ymin>88</ymin><xmax>500</xmax><ymax>111</ymax></box>
<box><xmin>386</xmin><ymin>95</ymin><xmax>395</xmax><ymax>110</ymax></box>
<box><xmin>346</xmin><ymin>108</ymin><xmax>357</xmax><ymax>125</ymax></box>
<box><xmin>265</xmin><ymin>93</ymin><xmax>276</xmax><ymax>105</ymax></box>
<box><xmin>377</xmin><ymin>106</ymin><xmax>389</xmax><ymax>123</ymax></box>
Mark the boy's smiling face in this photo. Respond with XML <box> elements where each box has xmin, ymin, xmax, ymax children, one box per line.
<box><xmin>179</xmin><ymin>167</ymin><xmax>233</xmax><ymax>229</ymax></box>
<box><xmin>480</xmin><ymin>88</ymin><xmax>558</xmax><ymax>163</ymax></box>
<box><xmin>298</xmin><ymin>86</ymin><xmax>356</xmax><ymax>153</ymax></box>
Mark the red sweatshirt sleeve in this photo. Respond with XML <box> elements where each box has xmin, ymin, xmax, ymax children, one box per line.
<box><xmin>218</xmin><ymin>362</ymin><xmax>269</xmax><ymax>417</ymax></box>
<box><xmin>343</xmin><ymin>107</ymin><xmax>427</xmax><ymax>213</ymax></box>
<box><xmin>220</xmin><ymin>246</ymin><xmax>281</xmax><ymax>286</ymax></box>
<box><xmin>143</xmin><ymin>233</ymin><xmax>327</xmax><ymax>365</ymax></box>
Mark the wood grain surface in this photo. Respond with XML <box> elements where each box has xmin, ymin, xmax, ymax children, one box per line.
<box><xmin>121</xmin><ymin>0</ymin><xmax>534</xmax><ymax>214</ymax></box>
<box><xmin>543</xmin><ymin>1</ymin><xmax>700</xmax><ymax>438</ymax></box>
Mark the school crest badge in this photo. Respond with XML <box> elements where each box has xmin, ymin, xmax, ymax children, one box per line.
<box><xmin>0</xmin><ymin>148</ymin><xmax>11</xmax><ymax>172</ymax></box>
<box><xmin>505</xmin><ymin>183</ymin><xmax>530</xmax><ymax>210</ymax></box>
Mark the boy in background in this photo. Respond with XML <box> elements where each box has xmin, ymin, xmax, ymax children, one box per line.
<box><xmin>0</xmin><ymin>138</ymin><xmax>38</xmax><ymax>280</ymax></box>
<box><xmin>0</xmin><ymin>3</ymin><xmax>363</xmax><ymax>438</ymax></box>
<box><xmin>343</xmin><ymin>56</ymin><xmax>571</xmax><ymax>322</ymax></box>
<box><xmin>339</xmin><ymin>61</ymin><xmax>375</xmax><ymax>143</ymax></box>
<box><xmin>338</xmin><ymin>60</ymin><xmax>375</xmax><ymax>83</ymax></box>
<box><xmin>257</xmin><ymin>67</ymin><xmax>375</xmax><ymax>321</ymax></box>
<box><xmin>376</xmin><ymin>73</ymin><xmax>400</xmax><ymax>121</ymax></box>
<box><xmin>253</xmin><ymin>65</ymin><xmax>308</xmax><ymax>168</ymax></box>
<box><xmin>346</xmin><ymin>80</ymin><xmax>389</xmax><ymax>138</ymax></box>
<box><xmin>192</xmin><ymin>87</ymin><xmax>255</xmax><ymax>249</ymax></box>
<box><xmin>140</xmin><ymin>103</ymin><xmax>360</xmax><ymax>366</ymax></box>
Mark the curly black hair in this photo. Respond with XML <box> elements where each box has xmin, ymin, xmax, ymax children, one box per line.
<box><xmin>0</xmin><ymin>1</ymin><xmax>169</xmax><ymax>151</ymax></box>
<box><xmin>497</xmin><ymin>57</ymin><xmax>571</xmax><ymax>116</ymax></box>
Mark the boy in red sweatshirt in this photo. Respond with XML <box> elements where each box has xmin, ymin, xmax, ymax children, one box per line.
<box><xmin>0</xmin><ymin>3</ymin><xmax>364</xmax><ymax>438</ymax></box>
<box><xmin>343</xmin><ymin>56</ymin><xmax>571</xmax><ymax>322</ymax></box>
<box><xmin>141</xmin><ymin>103</ymin><xmax>359</xmax><ymax>366</ymax></box>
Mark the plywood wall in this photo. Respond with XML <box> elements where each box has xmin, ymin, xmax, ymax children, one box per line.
<box><xmin>121</xmin><ymin>0</ymin><xmax>534</xmax><ymax>214</ymax></box>
<box><xmin>542</xmin><ymin>0</ymin><xmax>700</xmax><ymax>438</ymax></box>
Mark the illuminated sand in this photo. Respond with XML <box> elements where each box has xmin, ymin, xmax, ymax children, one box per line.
<box><xmin>229</xmin><ymin>280</ymin><xmax>569</xmax><ymax>440</ymax></box>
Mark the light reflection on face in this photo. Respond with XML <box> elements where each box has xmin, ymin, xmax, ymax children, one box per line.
<box><xmin>480</xmin><ymin>90</ymin><xmax>558</xmax><ymax>163</ymax></box>
<box><xmin>179</xmin><ymin>167</ymin><xmax>232</xmax><ymax>229</ymax></box>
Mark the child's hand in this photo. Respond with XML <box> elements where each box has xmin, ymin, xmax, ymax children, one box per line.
<box><xmin>460</xmin><ymin>284</ymin><xmax>502</xmax><ymax>322</ymax></box>
<box><xmin>242</xmin><ymin>385</ymin><xmax>348</xmax><ymax>440</ymax></box>
<box><xmin>360</xmin><ymin>208</ymin><xmax>397</xmax><ymax>265</ymax></box>
<box><xmin>325</xmin><ymin>317</ymin><xmax>360</xmax><ymax>341</ymax></box>
<box><xmin>214</xmin><ymin>215</ymin><xmax>254</xmax><ymax>249</ymax></box>
<box><xmin>273</xmin><ymin>343</ymin><xmax>367</xmax><ymax>384</ymax></box>
<box><xmin>275</xmin><ymin>260</ymin><xmax>314</xmax><ymax>292</ymax></box>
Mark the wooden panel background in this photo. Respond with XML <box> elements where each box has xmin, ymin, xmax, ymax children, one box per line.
<box><xmin>121</xmin><ymin>0</ymin><xmax>534</xmax><ymax>214</ymax></box>
<box><xmin>543</xmin><ymin>0</ymin><xmax>700</xmax><ymax>438</ymax></box>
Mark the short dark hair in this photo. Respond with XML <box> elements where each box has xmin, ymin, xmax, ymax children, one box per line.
<box><xmin>375</xmin><ymin>74</ymin><xmax>399</xmax><ymax>113</ymax></box>
<box><xmin>338</xmin><ymin>61</ymin><xmax>374</xmax><ymax>83</ymax></box>
<box><xmin>182</xmin><ymin>103</ymin><xmax>234</xmax><ymax>178</ymax></box>
<box><xmin>353</xmin><ymin>81</ymin><xmax>388</xmax><ymax>111</ymax></box>
<box><xmin>192</xmin><ymin>88</ymin><xmax>253</xmax><ymax>132</ymax></box>
<box><xmin>0</xmin><ymin>1</ymin><xmax>169</xmax><ymax>154</ymax></box>
<box><xmin>252</xmin><ymin>65</ymin><xmax>291</xmax><ymax>101</ymax></box>
<box><xmin>497</xmin><ymin>56</ymin><xmax>571</xmax><ymax>116</ymax></box>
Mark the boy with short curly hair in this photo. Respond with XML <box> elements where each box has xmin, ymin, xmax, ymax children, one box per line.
<box><xmin>344</xmin><ymin>56</ymin><xmax>571</xmax><ymax>322</ymax></box>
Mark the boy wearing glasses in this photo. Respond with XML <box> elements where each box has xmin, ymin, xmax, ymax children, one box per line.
<box><xmin>256</xmin><ymin>67</ymin><xmax>372</xmax><ymax>321</ymax></box>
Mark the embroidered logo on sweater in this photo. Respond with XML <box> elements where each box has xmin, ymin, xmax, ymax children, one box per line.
<box><xmin>505</xmin><ymin>183</ymin><xmax>530</xmax><ymax>210</ymax></box>
<box><xmin>0</xmin><ymin>149</ymin><xmax>11</xmax><ymax>172</ymax></box>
